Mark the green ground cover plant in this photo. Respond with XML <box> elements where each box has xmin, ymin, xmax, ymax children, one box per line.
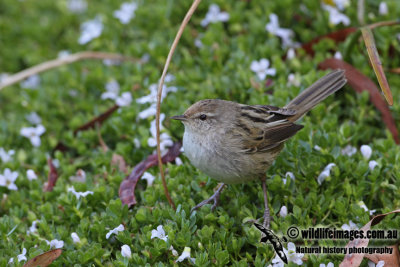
<box><xmin>0</xmin><ymin>0</ymin><xmax>399</xmax><ymax>266</ymax></box>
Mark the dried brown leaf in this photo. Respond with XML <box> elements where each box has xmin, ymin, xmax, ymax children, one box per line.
<box><xmin>365</xmin><ymin>245</ymin><xmax>400</xmax><ymax>266</ymax></box>
<box><xmin>361</xmin><ymin>27</ymin><xmax>393</xmax><ymax>105</ymax></box>
<box><xmin>119</xmin><ymin>142</ymin><xmax>181</xmax><ymax>207</ymax></box>
<box><xmin>339</xmin><ymin>209</ymin><xmax>400</xmax><ymax>267</ymax></box>
<box><xmin>74</xmin><ymin>105</ymin><xmax>119</xmax><ymax>135</ymax></box>
<box><xmin>318</xmin><ymin>58</ymin><xmax>399</xmax><ymax>144</ymax></box>
<box><xmin>43</xmin><ymin>158</ymin><xmax>59</xmax><ymax>192</ymax></box>
<box><xmin>23</xmin><ymin>249</ymin><xmax>62</xmax><ymax>267</ymax></box>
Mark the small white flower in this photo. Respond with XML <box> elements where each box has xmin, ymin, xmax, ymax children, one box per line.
<box><xmin>20</xmin><ymin>124</ymin><xmax>46</xmax><ymax>147</ymax></box>
<box><xmin>177</xmin><ymin>247</ymin><xmax>195</xmax><ymax>263</ymax></box>
<box><xmin>164</xmin><ymin>74</ymin><xmax>175</xmax><ymax>84</ymax></box>
<box><xmin>151</xmin><ymin>225</ymin><xmax>168</xmax><ymax>242</ymax></box>
<box><xmin>342</xmin><ymin>220</ymin><xmax>358</xmax><ymax>230</ymax></box>
<box><xmin>360</xmin><ymin>145</ymin><xmax>372</xmax><ymax>160</ymax></box>
<box><xmin>195</xmin><ymin>37</ymin><xmax>203</xmax><ymax>48</ymax></box>
<box><xmin>266</xmin><ymin>13</ymin><xmax>295</xmax><ymax>47</ymax></box>
<box><xmin>49</xmin><ymin>239</ymin><xmax>64</xmax><ymax>249</ymax></box>
<box><xmin>379</xmin><ymin>2</ymin><xmax>388</xmax><ymax>15</ymax></box>
<box><xmin>279</xmin><ymin>206</ymin><xmax>288</xmax><ymax>218</ymax></box>
<box><xmin>71</xmin><ymin>232</ymin><xmax>81</xmax><ymax>243</ymax></box>
<box><xmin>283</xmin><ymin>171</ymin><xmax>295</xmax><ymax>185</ymax></box>
<box><xmin>150</xmin><ymin>114</ymin><xmax>165</xmax><ymax>136</ymax></box>
<box><xmin>0</xmin><ymin>73</ymin><xmax>10</xmax><ymax>84</ymax></box>
<box><xmin>200</xmin><ymin>4</ymin><xmax>229</xmax><ymax>27</ymax></box>
<box><xmin>52</xmin><ymin>159</ymin><xmax>60</xmax><ymax>168</ymax></box>
<box><xmin>138</xmin><ymin>104</ymin><xmax>157</xmax><ymax>119</ymax></box>
<box><xmin>369</xmin><ymin>160</ymin><xmax>378</xmax><ymax>171</ymax></box>
<box><xmin>287</xmin><ymin>48</ymin><xmax>296</xmax><ymax>59</ymax></box>
<box><xmin>67</xmin><ymin>0</ymin><xmax>87</xmax><ymax>13</ymax></box>
<box><xmin>101</xmin><ymin>80</ymin><xmax>120</xmax><ymax>100</ymax></box>
<box><xmin>147</xmin><ymin>133</ymin><xmax>173</xmax><ymax>155</ymax></box>
<box><xmin>26</xmin><ymin>112</ymin><xmax>42</xmax><ymax>125</ymax></box>
<box><xmin>136</xmin><ymin>84</ymin><xmax>176</xmax><ymax>105</ymax></box>
<box><xmin>287</xmin><ymin>73</ymin><xmax>300</xmax><ymax>87</ymax></box>
<box><xmin>67</xmin><ymin>186</ymin><xmax>94</xmax><ymax>199</ymax></box>
<box><xmin>142</xmin><ymin>172</ymin><xmax>155</xmax><ymax>186</ymax></box>
<box><xmin>114</xmin><ymin>2</ymin><xmax>138</xmax><ymax>24</ymax></box>
<box><xmin>334</xmin><ymin>51</ymin><xmax>343</xmax><ymax>60</ymax></box>
<box><xmin>250</xmin><ymin>59</ymin><xmax>276</xmax><ymax>80</ymax></box>
<box><xmin>0</xmin><ymin>148</ymin><xmax>14</xmax><ymax>163</ymax></box>
<box><xmin>20</xmin><ymin>75</ymin><xmax>40</xmax><ymax>89</ymax></box>
<box><xmin>341</xmin><ymin>145</ymin><xmax>357</xmax><ymax>156</ymax></box>
<box><xmin>58</xmin><ymin>50</ymin><xmax>71</xmax><ymax>59</ymax></box>
<box><xmin>268</xmin><ymin>254</ymin><xmax>285</xmax><ymax>267</ymax></box>
<box><xmin>322</xmin><ymin>4</ymin><xmax>350</xmax><ymax>26</ymax></box>
<box><xmin>358</xmin><ymin>201</ymin><xmax>376</xmax><ymax>215</ymax></box>
<box><xmin>17</xmin><ymin>248</ymin><xmax>27</xmax><ymax>262</ymax></box>
<box><xmin>69</xmin><ymin>169</ymin><xmax>86</xmax><ymax>183</ymax></box>
<box><xmin>0</xmin><ymin>168</ymin><xmax>19</xmax><ymax>190</ymax></box>
<box><xmin>320</xmin><ymin>263</ymin><xmax>334</xmax><ymax>267</ymax></box>
<box><xmin>170</xmin><ymin>245</ymin><xmax>179</xmax><ymax>256</ymax></box>
<box><xmin>314</xmin><ymin>145</ymin><xmax>322</xmax><ymax>151</ymax></box>
<box><xmin>8</xmin><ymin>258</ymin><xmax>14</xmax><ymax>264</ymax></box>
<box><xmin>116</xmin><ymin>92</ymin><xmax>132</xmax><ymax>107</ymax></box>
<box><xmin>27</xmin><ymin>169</ymin><xmax>38</xmax><ymax>181</ymax></box>
<box><xmin>27</xmin><ymin>220</ymin><xmax>39</xmax><ymax>235</ymax></box>
<box><xmin>121</xmin><ymin>244</ymin><xmax>132</xmax><ymax>258</ymax></box>
<box><xmin>334</xmin><ymin>0</ymin><xmax>350</xmax><ymax>10</ymax></box>
<box><xmin>106</xmin><ymin>224</ymin><xmax>125</xmax><ymax>239</ymax></box>
<box><xmin>78</xmin><ymin>16</ymin><xmax>103</xmax><ymax>45</ymax></box>
<box><xmin>285</xmin><ymin>242</ymin><xmax>303</xmax><ymax>265</ymax></box>
<box><xmin>175</xmin><ymin>157</ymin><xmax>183</xmax><ymax>166</ymax></box>
<box><xmin>317</xmin><ymin>163</ymin><xmax>336</xmax><ymax>185</ymax></box>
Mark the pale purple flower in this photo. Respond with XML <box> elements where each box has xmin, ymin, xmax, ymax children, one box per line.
<box><xmin>138</xmin><ymin>104</ymin><xmax>157</xmax><ymax>119</ymax></box>
<box><xmin>27</xmin><ymin>220</ymin><xmax>39</xmax><ymax>235</ymax></box>
<box><xmin>49</xmin><ymin>239</ymin><xmax>64</xmax><ymax>249</ymax></box>
<box><xmin>121</xmin><ymin>245</ymin><xmax>132</xmax><ymax>258</ymax></box>
<box><xmin>27</xmin><ymin>169</ymin><xmax>38</xmax><ymax>181</ymax></box>
<box><xmin>369</xmin><ymin>260</ymin><xmax>385</xmax><ymax>267</ymax></box>
<box><xmin>78</xmin><ymin>16</ymin><xmax>103</xmax><ymax>45</ymax></box>
<box><xmin>369</xmin><ymin>160</ymin><xmax>378</xmax><ymax>171</ymax></box>
<box><xmin>358</xmin><ymin>201</ymin><xmax>376</xmax><ymax>215</ymax></box>
<box><xmin>287</xmin><ymin>73</ymin><xmax>300</xmax><ymax>87</ymax></box>
<box><xmin>170</xmin><ymin>245</ymin><xmax>178</xmax><ymax>257</ymax></box>
<box><xmin>20</xmin><ymin>75</ymin><xmax>40</xmax><ymax>89</ymax></box>
<box><xmin>20</xmin><ymin>124</ymin><xmax>46</xmax><ymax>147</ymax></box>
<box><xmin>334</xmin><ymin>0</ymin><xmax>350</xmax><ymax>10</ymax></box>
<box><xmin>133</xmin><ymin>138</ymin><xmax>141</xmax><ymax>148</ymax></box>
<box><xmin>177</xmin><ymin>247</ymin><xmax>196</xmax><ymax>263</ymax></box>
<box><xmin>58</xmin><ymin>50</ymin><xmax>71</xmax><ymax>59</ymax></box>
<box><xmin>26</xmin><ymin>112</ymin><xmax>42</xmax><ymax>125</ymax></box>
<box><xmin>250</xmin><ymin>59</ymin><xmax>276</xmax><ymax>80</ymax></box>
<box><xmin>360</xmin><ymin>145</ymin><xmax>372</xmax><ymax>160</ymax></box>
<box><xmin>341</xmin><ymin>145</ymin><xmax>356</xmax><ymax>156</ymax></box>
<box><xmin>101</xmin><ymin>80</ymin><xmax>120</xmax><ymax>100</ymax></box>
<box><xmin>151</xmin><ymin>225</ymin><xmax>168</xmax><ymax>242</ymax></box>
<box><xmin>175</xmin><ymin>157</ymin><xmax>183</xmax><ymax>166</ymax></box>
<box><xmin>342</xmin><ymin>220</ymin><xmax>358</xmax><ymax>230</ymax></box>
<box><xmin>114</xmin><ymin>2</ymin><xmax>138</xmax><ymax>24</ymax></box>
<box><xmin>270</xmin><ymin>242</ymin><xmax>303</xmax><ymax>266</ymax></box>
<box><xmin>286</xmin><ymin>48</ymin><xmax>296</xmax><ymax>59</ymax></box>
<box><xmin>67</xmin><ymin>186</ymin><xmax>94</xmax><ymax>199</ymax></box>
<box><xmin>0</xmin><ymin>168</ymin><xmax>18</xmax><ymax>190</ymax></box>
<box><xmin>266</xmin><ymin>14</ymin><xmax>295</xmax><ymax>47</ymax></box>
<box><xmin>379</xmin><ymin>2</ymin><xmax>388</xmax><ymax>15</ymax></box>
<box><xmin>71</xmin><ymin>232</ymin><xmax>81</xmax><ymax>243</ymax></box>
<box><xmin>0</xmin><ymin>148</ymin><xmax>14</xmax><ymax>163</ymax></box>
<box><xmin>67</xmin><ymin>0</ymin><xmax>87</xmax><ymax>13</ymax></box>
<box><xmin>200</xmin><ymin>4</ymin><xmax>229</xmax><ymax>27</ymax></box>
<box><xmin>320</xmin><ymin>263</ymin><xmax>334</xmax><ymax>267</ymax></box>
<box><xmin>322</xmin><ymin>4</ymin><xmax>350</xmax><ymax>26</ymax></box>
<box><xmin>317</xmin><ymin>163</ymin><xmax>336</xmax><ymax>184</ymax></box>
<box><xmin>279</xmin><ymin>206</ymin><xmax>288</xmax><ymax>218</ymax></box>
<box><xmin>17</xmin><ymin>248</ymin><xmax>27</xmax><ymax>262</ymax></box>
<box><xmin>116</xmin><ymin>92</ymin><xmax>132</xmax><ymax>106</ymax></box>
<box><xmin>334</xmin><ymin>51</ymin><xmax>343</xmax><ymax>60</ymax></box>
<box><xmin>283</xmin><ymin>171</ymin><xmax>295</xmax><ymax>185</ymax></box>
<box><xmin>106</xmin><ymin>224</ymin><xmax>125</xmax><ymax>239</ymax></box>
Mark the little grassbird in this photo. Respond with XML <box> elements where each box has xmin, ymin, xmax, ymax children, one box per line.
<box><xmin>171</xmin><ymin>70</ymin><xmax>346</xmax><ymax>227</ymax></box>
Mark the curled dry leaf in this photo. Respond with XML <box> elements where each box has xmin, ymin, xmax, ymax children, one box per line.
<box><xmin>339</xmin><ymin>209</ymin><xmax>400</xmax><ymax>267</ymax></box>
<box><xmin>74</xmin><ymin>104</ymin><xmax>119</xmax><ymax>135</ymax></box>
<box><xmin>119</xmin><ymin>142</ymin><xmax>181</xmax><ymax>207</ymax></box>
<box><xmin>365</xmin><ymin>245</ymin><xmax>400</xmax><ymax>267</ymax></box>
<box><xmin>23</xmin><ymin>249</ymin><xmax>62</xmax><ymax>267</ymax></box>
<box><xmin>318</xmin><ymin>58</ymin><xmax>399</xmax><ymax>144</ymax></box>
<box><xmin>361</xmin><ymin>27</ymin><xmax>393</xmax><ymax>105</ymax></box>
<box><xmin>43</xmin><ymin>158</ymin><xmax>59</xmax><ymax>192</ymax></box>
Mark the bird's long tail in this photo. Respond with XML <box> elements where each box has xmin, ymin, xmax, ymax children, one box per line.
<box><xmin>285</xmin><ymin>69</ymin><xmax>346</xmax><ymax>122</ymax></box>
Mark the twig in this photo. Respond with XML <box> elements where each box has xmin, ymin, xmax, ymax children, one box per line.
<box><xmin>367</xmin><ymin>19</ymin><xmax>400</xmax><ymax>30</ymax></box>
<box><xmin>155</xmin><ymin>0</ymin><xmax>202</xmax><ymax>210</ymax></box>
<box><xmin>357</xmin><ymin>0</ymin><xmax>365</xmax><ymax>25</ymax></box>
<box><xmin>0</xmin><ymin>51</ymin><xmax>141</xmax><ymax>90</ymax></box>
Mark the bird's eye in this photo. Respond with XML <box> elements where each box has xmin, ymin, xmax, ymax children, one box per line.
<box><xmin>199</xmin><ymin>114</ymin><xmax>207</xmax><ymax>121</ymax></box>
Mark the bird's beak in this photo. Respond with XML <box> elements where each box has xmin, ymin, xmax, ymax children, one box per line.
<box><xmin>170</xmin><ymin>115</ymin><xmax>187</xmax><ymax>121</ymax></box>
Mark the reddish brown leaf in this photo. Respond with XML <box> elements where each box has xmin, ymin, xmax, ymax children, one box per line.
<box><xmin>318</xmin><ymin>58</ymin><xmax>400</xmax><ymax>144</ymax></box>
<box><xmin>74</xmin><ymin>104</ymin><xmax>119</xmax><ymax>135</ymax></box>
<box><xmin>361</xmin><ymin>27</ymin><xmax>393</xmax><ymax>105</ymax></box>
<box><xmin>365</xmin><ymin>245</ymin><xmax>400</xmax><ymax>267</ymax></box>
<box><xmin>112</xmin><ymin>153</ymin><xmax>128</xmax><ymax>174</ymax></box>
<box><xmin>43</xmin><ymin>158</ymin><xmax>59</xmax><ymax>192</ymax></box>
<box><xmin>301</xmin><ymin>27</ymin><xmax>357</xmax><ymax>56</ymax></box>
<box><xmin>23</xmin><ymin>249</ymin><xmax>62</xmax><ymax>267</ymax></box>
<box><xmin>119</xmin><ymin>142</ymin><xmax>181</xmax><ymax>207</ymax></box>
<box><xmin>339</xmin><ymin>209</ymin><xmax>400</xmax><ymax>267</ymax></box>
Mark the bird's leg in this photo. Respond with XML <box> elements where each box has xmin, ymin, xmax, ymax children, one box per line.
<box><xmin>191</xmin><ymin>183</ymin><xmax>226</xmax><ymax>213</ymax></box>
<box><xmin>262</xmin><ymin>177</ymin><xmax>271</xmax><ymax>228</ymax></box>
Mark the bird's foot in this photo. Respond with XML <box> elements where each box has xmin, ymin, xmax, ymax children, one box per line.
<box><xmin>191</xmin><ymin>183</ymin><xmax>225</xmax><ymax>213</ymax></box>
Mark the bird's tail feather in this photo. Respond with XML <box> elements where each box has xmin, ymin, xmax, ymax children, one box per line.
<box><xmin>285</xmin><ymin>70</ymin><xmax>346</xmax><ymax>122</ymax></box>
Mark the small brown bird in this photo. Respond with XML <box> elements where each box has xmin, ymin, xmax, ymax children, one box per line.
<box><xmin>171</xmin><ymin>70</ymin><xmax>346</xmax><ymax>227</ymax></box>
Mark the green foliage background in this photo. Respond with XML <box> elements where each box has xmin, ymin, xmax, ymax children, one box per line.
<box><xmin>0</xmin><ymin>0</ymin><xmax>399</xmax><ymax>265</ymax></box>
